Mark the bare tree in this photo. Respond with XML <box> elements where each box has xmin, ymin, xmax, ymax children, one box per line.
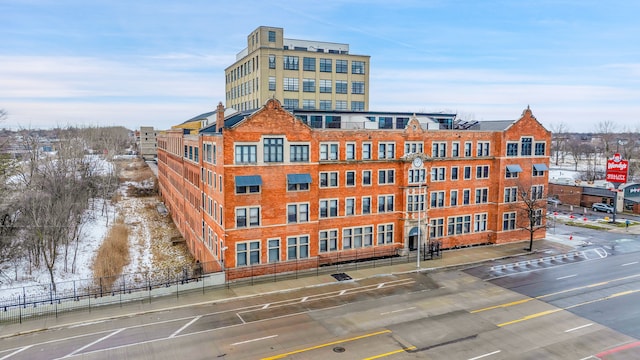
<box><xmin>513</xmin><ymin>181</ymin><xmax>548</xmax><ymax>251</ymax></box>
<box><xmin>596</xmin><ymin>120</ymin><xmax>618</xmax><ymax>155</ymax></box>
<box><xmin>549</xmin><ymin>122</ymin><xmax>569</xmax><ymax>166</ymax></box>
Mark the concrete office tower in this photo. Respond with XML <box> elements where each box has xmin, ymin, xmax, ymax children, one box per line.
<box><xmin>225</xmin><ymin>26</ymin><xmax>370</xmax><ymax>113</ymax></box>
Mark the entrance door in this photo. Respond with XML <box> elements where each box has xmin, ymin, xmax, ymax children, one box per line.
<box><xmin>408</xmin><ymin>235</ymin><xmax>417</xmax><ymax>250</ymax></box>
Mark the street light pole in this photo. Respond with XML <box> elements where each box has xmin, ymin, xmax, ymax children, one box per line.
<box><xmin>417</xmin><ymin>182</ymin><xmax>421</xmax><ymax>269</ymax></box>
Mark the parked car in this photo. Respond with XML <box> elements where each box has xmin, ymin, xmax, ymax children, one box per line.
<box><xmin>592</xmin><ymin>203</ymin><xmax>614</xmax><ymax>213</ymax></box>
<box><xmin>547</xmin><ymin>197</ymin><xmax>562</xmax><ymax>206</ymax></box>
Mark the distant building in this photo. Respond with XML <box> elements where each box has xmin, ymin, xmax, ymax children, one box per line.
<box><xmin>139</xmin><ymin>126</ymin><xmax>157</xmax><ymax>160</ymax></box>
<box><xmin>157</xmin><ymin>99</ymin><xmax>551</xmax><ymax>279</ymax></box>
<box><xmin>225</xmin><ymin>26</ymin><xmax>370</xmax><ymax>113</ymax></box>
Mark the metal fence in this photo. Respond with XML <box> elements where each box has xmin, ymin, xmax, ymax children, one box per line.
<box><xmin>0</xmin><ymin>247</ymin><xmax>415</xmax><ymax>324</ymax></box>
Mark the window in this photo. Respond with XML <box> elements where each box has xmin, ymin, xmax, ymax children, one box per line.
<box><xmin>287</xmin><ymin>203</ymin><xmax>309</xmax><ymax>223</ymax></box>
<box><xmin>352</xmin><ymin>81</ymin><xmax>365</xmax><ymax>94</ymax></box>
<box><xmin>268</xmin><ymin>31</ymin><xmax>276</xmax><ymax>42</ymax></box>
<box><xmin>320</xmin><ymin>100</ymin><xmax>332</xmax><ymax>110</ymax></box>
<box><xmin>476</xmin><ymin>165</ymin><xmax>489</xmax><ymax>179</ymax></box>
<box><xmin>430</xmin><ymin>191</ymin><xmax>445</xmax><ymax>208</ymax></box>
<box><xmin>346</xmin><ymin>171</ymin><xmax>356</xmax><ymax>186</ymax></box>
<box><xmin>319</xmin><ymin>79</ymin><xmax>332</xmax><ymax>93</ymax></box>
<box><xmin>533</xmin><ymin>164</ymin><xmax>547</xmax><ymax>177</ymax></box>
<box><xmin>345</xmin><ymin>198</ymin><xmax>355</xmax><ymax>216</ymax></box>
<box><xmin>268</xmin><ymin>239</ymin><xmax>280</xmax><ymax>263</ymax></box>
<box><xmin>464</xmin><ymin>142</ymin><xmax>472</xmax><ymax>157</ymax></box>
<box><xmin>535</xmin><ymin>142</ymin><xmax>546</xmax><ymax>156</ymax></box>
<box><xmin>503</xmin><ymin>212</ymin><xmax>516</xmax><ymax>231</ymax></box>
<box><xmin>236</xmin><ymin>207</ymin><xmax>260</xmax><ymax>228</ymax></box>
<box><xmin>430</xmin><ymin>219</ymin><xmax>444</xmax><ymax>238</ymax></box>
<box><xmin>475</xmin><ymin>188</ymin><xmax>488</xmax><ymax>204</ymax></box>
<box><xmin>352</xmin><ymin>61</ymin><xmax>365</xmax><ymax>74</ymax></box>
<box><xmin>378</xmin><ymin>142</ymin><xmax>395</xmax><ymax>159</ymax></box>
<box><xmin>351</xmin><ymin>101</ymin><xmax>365</xmax><ymax>111</ymax></box>
<box><xmin>343</xmin><ymin>226</ymin><xmax>373</xmax><ymax>249</ymax></box>
<box><xmin>287</xmin><ymin>236</ymin><xmax>309</xmax><ymax>260</ymax></box>
<box><xmin>377</xmin><ymin>224</ymin><xmax>394</xmax><ymax>245</ymax></box>
<box><xmin>504</xmin><ymin>187</ymin><xmax>518</xmax><ymax>203</ymax></box>
<box><xmin>335</xmin><ymin>80</ymin><xmax>347</xmax><ymax>94</ymax></box>
<box><xmin>320</xmin><ymin>58</ymin><xmax>332</xmax><ymax>72</ymax></box>
<box><xmin>268</xmin><ymin>76</ymin><xmax>276</xmax><ymax>91</ymax></box>
<box><xmin>237</xmin><ymin>241</ymin><xmax>260</xmax><ymax>266</ymax></box>
<box><xmin>283</xmin><ymin>99</ymin><xmax>299</xmax><ymax>109</ymax></box>
<box><xmin>506</xmin><ymin>165</ymin><xmax>521</xmax><ymax>178</ymax></box>
<box><xmin>463</xmin><ymin>166</ymin><xmax>471</xmax><ymax>180</ymax></box>
<box><xmin>378</xmin><ymin>169</ymin><xmax>395</xmax><ymax>184</ymax></box>
<box><xmin>320</xmin><ymin>143</ymin><xmax>339</xmax><ymax>160</ymax></box>
<box><xmin>451</xmin><ymin>166</ymin><xmax>459</xmax><ymax>181</ymax></box>
<box><xmin>507</xmin><ymin>142</ymin><xmax>519</xmax><ymax>156</ymax></box>
<box><xmin>303</xmin><ymin>78</ymin><xmax>315</xmax><ymax>92</ymax></box>
<box><xmin>450</xmin><ymin>190</ymin><xmax>458</xmax><ymax>206</ymax></box>
<box><xmin>362</xmin><ymin>143</ymin><xmax>372</xmax><ymax>160</ymax></box>
<box><xmin>319</xmin><ymin>171</ymin><xmax>338</xmax><ymax>188</ymax></box>
<box><xmin>474</xmin><ymin>213</ymin><xmax>487</xmax><ymax>232</ymax></box>
<box><xmin>396</xmin><ymin>117</ymin><xmax>409</xmax><ymax>129</ymax></box>
<box><xmin>235</xmin><ymin>145</ymin><xmax>257</xmax><ymax>164</ymax></box>
<box><xmin>319</xmin><ymin>230</ymin><xmax>338</xmax><ymax>252</ymax></box>
<box><xmin>378</xmin><ymin>195</ymin><xmax>394</xmax><ymax>213</ymax></box>
<box><xmin>264</xmin><ymin>138</ymin><xmax>283</xmax><ymax>163</ymax></box>
<box><xmin>408</xmin><ymin>193</ymin><xmax>426</xmax><ymax>212</ymax></box>
<box><xmin>335</xmin><ymin>100</ymin><xmax>347</xmax><ymax>110</ymax></box>
<box><xmin>268</xmin><ymin>54</ymin><xmax>276</xmax><ymax>69</ymax></box>
<box><xmin>283</xmin><ymin>78</ymin><xmax>299</xmax><ymax>91</ymax></box>
<box><xmin>452</xmin><ymin>142</ymin><xmax>460</xmax><ymax>157</ymax></box>
<box><xmin>283</xmin><ymin>56</ymin><xmax>299</xmax><ymax>70</ymax></box>
<box><xmin>236</xmin><ymin>184</ymin><xmax>260</xmax><ymax>194</ymax></box>
<box><xmin>362</xmin><ymin>170</ymin><xmax>372</xmax><ymax>186</ymax></box>
<box><xmin>303</xmin><ymin>57</ymin><xmax>316</xmax><ymax>71</ymax></box>
<box><xmin>405</xmin><ymin>142</ymin><xmax>423</xmax><ymax>155</ymax></box>
<box><xmin>432</xmin><ymin>142</ymin><xmax>446</xmax><ymax>157</ymax></box>
<box><xmin>346</xmin><ymin>143</ymin><xmax>356</xmax><ymax>160</ymax></box>
<box><xmin>448</xmin><ymin>215</ymin><xmax>471</xmax><ymax>235</ymax></box>
<box><xmin>531</xmin><ymin>185</ymin><xmax>544</xmax><ymax>200</ymax></box>
<box><xmin>320</xmin><ymin>199</ymin><xmax>338</xmax><ymax>218</ymax></box>
<box><xmin>379</xmin><ymin>116</ymin><xmax>392</xmax><ymax>129</ymax></box>
<box><xmin>302</xmin><ymin>100</ymin><xmax>315</xmax><ymax>110</ymax></box>
<box><xmin>521</xmin><ymin>137</ymin><xmax>532</xmax><ymax>156</ymax></box>
<box><xmin>408</xmin><ymin>169</ymin><xmax>426</xmax><ymax>184</ymax></box>
<box><xmin>463</xmin><ymin>189</ymin><xmax>471</xmax><ymax>205</ymax></box>
<box><xmin>336</xmin><ymin>59</ymin><xmax>347</xmax><ymax>73</ymax></box>
<box><xmin>431</xmin><ymin>167</ymin><xmax>446</xmax><ymax>181</ymax></box>
<box><xmin>477</xmin><ymin>142</ymin><xmax>490</xmax><ymax>156</ymax></box>
<box><xmin>287</xmin><ymin>175</ymin><xmax>310</xmax><ymax>191</ymax></box>
<box><xmin>362</xmin><ymin>196</ymin><xmax>371</xmax><ymax>214</ymax></box>
<box><xmin>533</xmin><ymin>209</ymin><xmax>543</xmax><ymax>226</ymax></box>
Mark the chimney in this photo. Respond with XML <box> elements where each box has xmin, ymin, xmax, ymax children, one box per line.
<box><xmin>216</xmin><ymin>102</ymin><xmax>225</xmax><ymax>133</ymax></box>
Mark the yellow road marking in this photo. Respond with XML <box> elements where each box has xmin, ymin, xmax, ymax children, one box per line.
<box><xmin>261</xmin><ymin>330</ymin><xmax>392</xmax><ymax>360</ymax></box>
<box><xmin>363</xmin><ymin>346</ymin><xmax>417</xmax><ymax>360</ymax></box>
<box><xmin>470</xmin><ymin>298</ymin><xmax>533</xmax><ymax>313</ymax></box>
<box><xmin>497</xmin><ymin>309</ymin><xmax>562</xmax><ymax>327</ymax></box>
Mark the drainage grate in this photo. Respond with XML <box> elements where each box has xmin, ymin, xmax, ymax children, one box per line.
<box><xmin>331</xmin><ymin>273</ymin><xmax>352</xmax><ymax>281</ymax></box>
<box><xmin>333</xmin><ymin>347</ymin><xmax>346</xmax><ymax>353</ymax></box>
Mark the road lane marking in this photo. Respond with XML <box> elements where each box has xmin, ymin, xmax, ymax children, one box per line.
<box><xmin>231</xmin><ymin>335</ymin><xmax>278</xmax><ymax>346</ymax></box>
<box><xmin>339</xmin><ymin>290</ymin><xmax>347</xmax><ymax>295</ymax></box>
<box><xmin>468</xmin><ymin>350</ymin><xmax>501</xmax><ymax>360</ymax></box>
<box><xmin>63</xmin><ymin>328</ymin><xmax>125</xmax><ymax>357</ymax></box>
<box><xmin>380</xmin><ymin>307</ymin><xmax>416</xmax><ymax>316</ymax></box>
<box><xmin>498</xmin><ymin>309</ymin><xmax>562</xmax><ymax>327</ymax></box>
<box><xmin>237</xmin><ymin>313</ymin><xmax>246</xmax><ymax>324</ymax></box>
<box><xmin>262</xmin><ymin>304</ymin><xmax>270</xmax><ymax>309</ymax></box>
<box><xmin>363</xmin><ymin>346</ymin><xmax>417</xmax><ymax>359</ymax></box>
<box><xmin>261</xmin><ymin>329</ymin><xmax>392</xmax><ymax>360</ymax></box>
<box><xmin>556</xmin><ymin>274</ymin><xmax>577</xmax><ymax>280</ymax></box>
<box><xmin>622</xmin><ymin>261</ymin><xmax>638</xmax><ymax>266</ymax></box>
<box><xmin>0</xmin><ymin>346</ymin><xmax>32</xmax><ymax>360</ymax></box>
<box><xmin>472</xmin><ymin>273</ymin><xmax>640</xmax><ymax>313</ymax></box>
<box><xmin>596</xmin><ymin>340</ymin><xmax>640</xmax><ymax>358</ymax></box>
<box><xmin>377</xmin><ymin>283</ymin><xmax>385</xmax><ymax>289</ymax></box>
<box><xmin>565</xmin><ymin>323</ymin><xmax>593</xmax><ymax>332</ymax></box>
<box><xmin>169</xmin><ymin>316</ymin><xmax>201</xmax><ymax>338</ymax></box>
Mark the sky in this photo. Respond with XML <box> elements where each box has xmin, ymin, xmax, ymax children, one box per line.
<box><xmin>1</xmin><ymin>0</ymin><xmax>639</xmax><ymax>132</ymax></box>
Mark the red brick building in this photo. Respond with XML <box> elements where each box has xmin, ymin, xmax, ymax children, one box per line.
<box><xmin>157</xmin><ymin>99</ymin><xmax>550</xmax><ymax>277</ymax></box>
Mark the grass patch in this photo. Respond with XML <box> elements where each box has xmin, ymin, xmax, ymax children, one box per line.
<box><xmin>599</xmin><ymin>220</ymin><xmax>638</xmax><ymax>228</ymax></box>
<box><xmin>93</xmin><ymin>218</ymin><xmax>130</xmax><ymax>289</ymax></box>
<box><xmin>565</xmin><ymin>221</ymin><xmax>608</xmax><ymax>230</ymax></box>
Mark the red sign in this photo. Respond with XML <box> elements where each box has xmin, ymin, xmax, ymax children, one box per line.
<box><xmin>606</xmin><ymin>153</ymin><xmax>628</xmax><ymax>183</ymax></box>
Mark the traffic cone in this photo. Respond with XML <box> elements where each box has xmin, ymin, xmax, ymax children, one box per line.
<box><xmin>569</xmin><ymin>235</ymin><xmax>573</xmax><ymax>240</ymax></box>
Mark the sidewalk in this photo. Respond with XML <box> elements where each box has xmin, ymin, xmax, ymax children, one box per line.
<box><xmin>0</xmin><ymin>239</ymin><xmax>573</xmax><ymax>339</ymax></box>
